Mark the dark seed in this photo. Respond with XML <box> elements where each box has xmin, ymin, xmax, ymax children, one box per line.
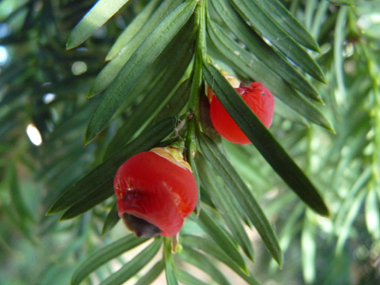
<box><xmin>122</xmin><ymin>213</ymin><xmax>162</xmax><ymax>238</ymax></box>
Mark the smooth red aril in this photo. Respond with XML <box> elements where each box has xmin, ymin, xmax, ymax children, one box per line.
<box><xmin>209</xmin><ymin>82</ymin><xmax>275</xmax><ymax>144</ymax></box>
<box><xmin>114</xmin><ymin>147</ymin><xmax>198</xmax><ymax>237</ymax></box>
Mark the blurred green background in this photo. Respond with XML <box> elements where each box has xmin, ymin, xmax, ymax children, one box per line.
<box><xmin>1</xmin><ymin>0</ymin><xmax>380</xmax><ymax>284</ymax></box>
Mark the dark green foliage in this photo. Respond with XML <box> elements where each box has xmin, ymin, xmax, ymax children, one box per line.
<box><xmin>1</xmin><ymin>0</ymin><xmax>380</xmax><ymax>284</ymax></box>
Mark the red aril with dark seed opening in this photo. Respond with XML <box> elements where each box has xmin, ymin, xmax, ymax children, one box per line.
<box><xmin>114</xmin><ymin>147</ymin><xmax>197</xmax><ymax>237</ymax></box>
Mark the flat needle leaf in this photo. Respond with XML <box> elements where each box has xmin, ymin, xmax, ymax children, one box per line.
<box><xmin>66</xmin><ymin>0</ymin><xmax>131</xmax><ymax>50</ymax></box>
<box><xmin>84</xmin><ymin>1</ymin><xmax>197</xmax><ymax>144</ymax></box>
<box><xmin>202</xmin><ymin>62</ymin><xmax>330</xmax><ymax>218</ymax></box>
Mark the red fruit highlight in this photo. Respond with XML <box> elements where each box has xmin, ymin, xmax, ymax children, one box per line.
<box><xmin>209</xmin><ymin>82</ymin><xmax>275</xmax><ymax>144</ymax></box>
<box><xmin>114</xmin><ymin>147</ymin><xmax>197</xmax><ymax>237</ymax></box>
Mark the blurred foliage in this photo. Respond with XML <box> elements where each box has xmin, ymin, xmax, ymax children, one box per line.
<box><xmin>1</xmin><ymin>0</ymin><xmax>380</xmax><ymax>284</ymax></box>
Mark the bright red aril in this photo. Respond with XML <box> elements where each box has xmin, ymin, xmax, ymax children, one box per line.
<box><xmin>209</xmin><ymin>81</ymin><xmax>275</xmax><ymax>144</ymax></box>
<box><xmin>114</xmin><ymin>147</ymin><xmax>197</xmax><ymax>237</ymax></box>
